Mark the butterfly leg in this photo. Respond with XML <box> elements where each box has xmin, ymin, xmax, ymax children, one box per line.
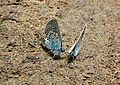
<box><xmin>60</xmin><ymin>48</ymin><xmax>65</xmax><ymax>52</ymax></box>
<box><xmin>46</xmin><ymin>50</ymin><xmax>53</xmax><ymax>54</ymax></box>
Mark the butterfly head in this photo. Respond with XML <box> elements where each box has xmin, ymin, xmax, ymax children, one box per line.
<box><xmin>68</xmin><ymin>51</ymin><xmax>77</xmax><ymax>63</ymax></box>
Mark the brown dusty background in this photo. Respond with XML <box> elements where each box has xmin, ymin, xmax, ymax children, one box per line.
<box><xmin>0</xmin><ymin>0</ymin><xmax>120</xmax><ymax>85</ymax></box>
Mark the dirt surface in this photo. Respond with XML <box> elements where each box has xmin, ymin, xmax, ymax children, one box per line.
<box><xmin>0</xmin><ymin>0</ymin><xmax>120</xmax><ymax>85</ymax></box>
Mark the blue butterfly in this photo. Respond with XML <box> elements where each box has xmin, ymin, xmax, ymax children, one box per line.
<box><xmin>41</xmin><ymin>18</ymin><xmax>64</xmax><ymax>57</ymax></box>
<box><xmin>68</xmin><ymin>24</ymin><xmax>87</xmax><ymax>63</ymax></box>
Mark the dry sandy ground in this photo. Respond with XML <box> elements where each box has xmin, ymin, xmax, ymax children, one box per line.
<box><xmin>0</xmin><ymin>0</ymin><xmax>120</xmax><ymax>85</ymax></box>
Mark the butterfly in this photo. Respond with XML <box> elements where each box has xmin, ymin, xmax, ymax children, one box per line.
<box><xmin>68</xmin><ymin>24</ymin><xmax>87</xmax><ymax>63</ymax></box>
<box><xmin>41</xmin><ymin>18</ymin><xmax>64</xmax><ymax>57</ymax></box>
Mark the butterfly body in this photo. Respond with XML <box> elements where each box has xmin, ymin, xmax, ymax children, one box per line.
<box><xmin>41</xmin><ymin>18</ymin><xmax>64</xmax><ymax>56</ymax></box>
<box><xmin>68</xmin><ymin>24</ymin><xmax>87</xmax><ymax>62</ymax></box>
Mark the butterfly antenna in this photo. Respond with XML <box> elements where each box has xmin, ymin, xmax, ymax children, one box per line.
<box><xmin>34</xmin><ymin>29</ymin><xmax>45</xmax><ymax>38</ymax></box>
<box><xmin>41</xmin><ymin>26</ymin><xmax>46</xmax><ymax>37</ymax></box>
<box><xmin>53</xmin><ymin>54</ymin><xmax>55</xmax><ymax>59</ymax></box>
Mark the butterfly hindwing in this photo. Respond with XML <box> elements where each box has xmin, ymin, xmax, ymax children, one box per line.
<box><xmin>68</xmin><ymin>24</ymin><xmax>87</xmax><ymax>62</ymax></box>
<box><xmin>42</xmin><ymin>18</ymin><xmax>64</xmax><ymax>55</ymax></box>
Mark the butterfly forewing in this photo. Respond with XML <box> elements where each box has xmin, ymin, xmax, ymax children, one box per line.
<box><xmin>42</xmin><ymin>18</ymin><xmax>63</xmax><ymax>55</ymax></box>
<box><xmin>68</xmin><ymin>24</ymin><xmax>87</xmax><ymax>60</ymax></box>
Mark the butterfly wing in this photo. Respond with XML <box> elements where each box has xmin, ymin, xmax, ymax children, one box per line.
<box><xmin>42</xmin><ymin>18</ymin><xmax>63</xmax><ymax>54</ymax></box>
<box><xmin>68</xmin><ymin>24</ymin><xmax>87</xmax><ymax>60</ymax></box>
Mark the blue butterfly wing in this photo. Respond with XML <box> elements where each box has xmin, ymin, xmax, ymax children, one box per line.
<box><xmin>42</xmin><ymin>18</ymin><xmax>63</xmax><ymax>54</ymax></box>
<box><xmin>68</xmin><ymin>24</ymin><xmax>87</xmax><ymax>60</ymax></box>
